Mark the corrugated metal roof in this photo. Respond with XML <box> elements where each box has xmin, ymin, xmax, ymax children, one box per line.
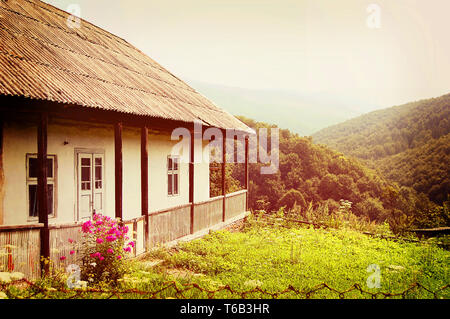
<box><xmin>0</xmin><ymin>0</ymin><xmax>252</xmax><ymax>132</ymax></box>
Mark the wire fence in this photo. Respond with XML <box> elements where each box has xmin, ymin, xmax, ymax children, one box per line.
<box><xmin>1</xmin><ymin>278</ymin><xmax>448</xmax><ymax>299</ymax></box>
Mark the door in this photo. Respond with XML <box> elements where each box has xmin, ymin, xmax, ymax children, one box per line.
<box><xmin>77</xmin><ymin>153</ymin><xmax>104</xmax><ymax>220</ymax></box>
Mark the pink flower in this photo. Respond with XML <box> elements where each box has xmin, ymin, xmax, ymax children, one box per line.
<box><xmin>96</xmin><ymin>238</ymin><xmax>104</xmax><ymax>244</ymax></box>
<box><xmin>82</xmin><ymin>220</ymin><xmax>93</xmax><ymax>233</ymax></box>
<box><xmin>68</xmin><ymin>238</ymin><xmax>74</xmax><ymax>243</ymax></box>
<box><xmin>91</xmin><ymin>252</ymin><xmax>101</xmax><ymax>259</ymax></box>
<box><xmin>60</xmin><ymin>256</ymin><xmax>66</xmax><ymax>260</ymax></box>
<box><xmin>69</xmin><ymin>250</ymin><xmax>75</xmax><ymax>255</ymax></box>
<box><xmin>123</xmin><ymin>246</ymin><xmax>132</xmax><ymax>253</ymax></box>
<box><xmin>116</xmin><ymin>255</ymin><xmax>122</xmax><ymax>260</ymax></box>
<box><xmin>106</xmin><ymin>235</ymin><xmax>116</xmax><ymax>242</ymax></box>
<box><xmin>107</xmin><ymin>248</ymin><xmax>114</xmax><ymax>254</ymax></box>
<box><xmin>99</xmin><ymin>256</ymin><xmax>105</xmax><ymax>261</ymax></box>
<box><xmin>127</xmin><ymin>241</ymin><xmax>135</xmax><ymax>248</ymax></box>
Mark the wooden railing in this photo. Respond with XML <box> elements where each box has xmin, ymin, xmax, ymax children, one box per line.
<box><xmin>225</xmin><ymin>189</ymin><xmax>247</xmax><ymax>220</ymax></box>
<box><xmin>147</xmin><ymin>204</ymin><xmax>191</xmax><ymax>248</ymax></box>
<box><xmin>193</xmin><ymin>195</ymin><xmax>223</xmax><ymax>233</ymax></box>
<box><xmin>0</xmin><ymin>189</ymin><xmax>248</xmax><ymax>277</ymax></box>
<box><xmin>0</xmin><ymin>224</ymin><xmax>42</xmax><ymax>280</ymax></box>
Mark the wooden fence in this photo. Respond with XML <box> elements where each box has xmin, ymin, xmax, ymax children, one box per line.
<box><xmin>193</xmin><ymin>196</ymin><xmax>223</xmax><ymax>233</ymax></box>
<box><xmin>0</xmin><ymin>190</ymin><xmax>247</xmax><ymax>278</ymax></box>
<box><xmin>225</xmin><ymin>190</ymin><xmax>247</xmax><ymax>220</ymax></box>
<box><xmin>0</xmin><ymin>225</ymin><xmax>42</xmax><ymax>280</ymax></box>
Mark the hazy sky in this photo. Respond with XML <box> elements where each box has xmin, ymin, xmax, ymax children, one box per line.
<box><xmin>44</xmin><ymin>0</ymin><xmax>450</xmax><ymax>111</ymax></box>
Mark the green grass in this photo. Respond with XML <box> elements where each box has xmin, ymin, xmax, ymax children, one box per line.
<box><xmin>3</xmin><ymin>218</ymin><xmax>449</xmax><ymax>299</ymax></box>
<box><xmin>127</xmin><ymin>219</ymin><xmax>449</xmax><ymax>299</ymax></box>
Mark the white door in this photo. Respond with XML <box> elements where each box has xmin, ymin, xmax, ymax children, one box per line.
<box><xmin>77</xmin><ymin>153</ymin><xmax>104</xmax><ymax>220</ymax></box>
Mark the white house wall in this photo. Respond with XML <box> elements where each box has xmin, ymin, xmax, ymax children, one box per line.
<box><xmin>1</xmin><ymin>117</ymin><xmax>210</xmax><ymax>226</ymax></box>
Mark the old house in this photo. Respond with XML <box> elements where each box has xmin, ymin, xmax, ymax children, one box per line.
<box><xmin>0</xmin><ymin>0</ymin><xmax>252</xmax><ymax>278</ymax></box>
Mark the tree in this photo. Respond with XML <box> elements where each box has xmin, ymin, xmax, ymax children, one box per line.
<box><xmin>278</xmin><ymin>189</ymin><xmax>306</xmax><ymax>211</ymax></box>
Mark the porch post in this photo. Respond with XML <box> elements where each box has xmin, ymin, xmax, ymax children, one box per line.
<box><xmin>114</xmin><ymin>122</ymin><xmax>123</xmax><ymax>221</ymax></box>
<box><xmin>140</xmin><ymin>126</ymin><xmax>149</xmax><ymax>250</ymax></box>
<box><xmin>222</xmin><ymin>129</ymin><xmax>226</xmax><ymax>222</ymax></box>
<box><xmin>189</xmin><ymin>125</ymin><xmax>195</xmax><ymax>234</ymax></box>
<box><xmin>0</xmin><ymin>118</ymin><xmax>3</xmax><ymax>225</ymax></box>
<box><xmin>37</xmin><ymin>112</ymin><xmax>50</xmax><ymax>273</ymax></box>
<box><xmin>245</xmin><ymin>136</ymin><xmax>249</xmax><ymax>211</ymax></box>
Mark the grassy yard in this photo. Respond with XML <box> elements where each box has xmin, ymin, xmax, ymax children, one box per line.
<box><xmin>125</xmin><ymin>218</ymin><xmax>449</xmax><ymax>299</ymax></box>
<box><xmin>2</xmin><ymin>217</ymin><xmax>449</xmax><ymax>299</ymax></box>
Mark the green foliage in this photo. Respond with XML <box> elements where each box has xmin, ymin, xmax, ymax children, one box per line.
<box><xmin>278</xmin><ymin>189</ymin><xmax>306</xmax><ymax>211</ymax></box>
<box><xmin>232</xmin><ymin>116</ymin><xmax>445</xmax><ymax>232</ymax></box>
<box><xmin>313</xmin><ymin>93</ymin><xmax>450</xmax><ymax>205</ymax></box>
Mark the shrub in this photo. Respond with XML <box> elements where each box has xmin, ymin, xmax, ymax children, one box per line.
<box><xmin>278</xmin><ymin>189</ymin><xmax>306</xmax><ymax>211</ymax></box>
<box><xmin>62</xmin><ymin>214</ymin><xmax>134</xmax><ymax>286</ymax></box>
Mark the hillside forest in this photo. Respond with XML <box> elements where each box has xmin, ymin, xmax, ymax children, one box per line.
<box><xmin>210</xmin><ymin>112</ymin><xmax>449</xmax><ymax>234</ymax></box>
<box><xmin>313</xmin><ymin>93</ymin><xmax>449</xmax><ymax>205</ymax></box>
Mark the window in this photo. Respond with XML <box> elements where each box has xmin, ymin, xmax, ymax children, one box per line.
<box><xmin>26</xmin><ymin>154</ymin><xmax>56</xmax><ymax>218</ymax></box>
<box><xmin>167</xmin><ymin>156</ymin><xmax>179</xmax><ymax>196</ymax></box>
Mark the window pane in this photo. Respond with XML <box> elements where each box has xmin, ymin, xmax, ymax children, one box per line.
<box><xmin>28</xmin><ymin>157</ymin><xmax>53</xmax><ymax>178</ymax></box>
<box><xmin>28</xmin><ymin>184</ymin><xmax>53</xmax><ymax>217</ymax></box>
<box><xmin>81</xmin><ymin>158</ymin><xmax>91</xmax><ymax>166</ymax></box>
<box><xmin>173</xmin><ymin>157</ymin><xmax>179</xmax><ymax>171</ymax></box>
<box><xmin>168</xmin><ymin>174</ymin><xmax>172</xmax><ymax>195</ymax></box>
<box><xmin>95</xmin><ymin>157</ymin><xmax>102</xmax><ymax>166</ymax></box>
<box><xmin>95</xmin><ymin>166</ymin><xmax>102</xmax><ymax>181</ymax></box>
<box><xmin>168</xmin><ymin>157</ymin><xmax>173</xmax><ymax>171</ymax></box>
<box><xmin>29</xmin><ymin>184</ymin><xmax>38</xmax><ymax>217</ymax></box>
<box><xmin>174</xmin><ymin>174</ymin><xmax>178</xmax><ymax>194</ymax></box>
<box><xmin>28</xmin><ymin>158</ymin><xmax>38</xmax><ymax>178</ymax></box>
<box><xmin>46</xmin><ymin>158</ymin><xmax>53</xmax><ymax>178</ymax></box>
<box><xmin>81</xmin><ymin>166</ymin><xmax>91</xmax><ymax>182</ymax></box>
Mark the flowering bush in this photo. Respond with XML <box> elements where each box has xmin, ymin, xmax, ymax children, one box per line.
<box><xmin>62</xmin><ymin>214</ymin><xmax>134</xmax><ymax>286</ymax></box>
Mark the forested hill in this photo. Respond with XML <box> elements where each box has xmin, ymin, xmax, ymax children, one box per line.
<box><xmin>223</xmin><ymin>117</ymin><xmax>447</xmax><ymax>233</ymax></box>
<box><xmin>312</xmin><ymin>93</ymin><xmax>450</xmax><ymax>204</ymax></box>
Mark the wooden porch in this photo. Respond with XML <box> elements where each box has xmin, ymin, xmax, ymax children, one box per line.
<box><xmin>0</xmin><ymin>189</ymin><xmax>248</xmax><ymax>280</ymax></box>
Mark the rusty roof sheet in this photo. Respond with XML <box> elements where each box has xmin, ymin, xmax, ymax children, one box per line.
<box><xmin>0</xmin><ymin>0</ymin><xmax>252</xmax><ymax>132</ymax></box>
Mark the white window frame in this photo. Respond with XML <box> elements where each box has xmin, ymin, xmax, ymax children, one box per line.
<box><xmin>167</xmin><ymin>155</ymin><xmax>180</xmax><ymax>197</ymax></box>
<box><xmin>26</xmin><ymin>153</ymin><xmax>57</xmax><ymax>221</ymax></box>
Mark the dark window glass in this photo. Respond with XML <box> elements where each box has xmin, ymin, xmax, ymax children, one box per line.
<box><xmin>28</xmin><ymin>184</ymin><xmax>53</xmax><ymax>217</ymax></box>
<box><xmin>168</xmin><ymin>157</ymin><xmax>173</xmax><ymax>170</ymax></box>
<box><xmin>168</xmin><ymin>174</ymin><xmax>173</xmax><ymax>195</ymax></box>
<box><xmin>95</xmin><ymin>158</ymin><xmax>102</xmax><ymax>166</ymax></box>
<box><xmin>173</xmin><ymin>158</ymin><xmax>179</xmax><ymax>170</ymax></box>
<box><xmin>81</xmin><ymin>166</ymin><xmax>91</xmax><ymax>182</ymax></box>
<box><xmin>174</xmin><ymin>173</ymin><xmax>178</xmax><ymax>194</ymax></box>
<box><xmin>28</xmin><ymin>158</ymin><xmax>53</xmax><ymax>178</ymax></box>
<box><xmin>81</xmin><ymin>158</ymin><xmax>91</xmax><ymax>166</ymax></box>
<box><xmin>95</xmin><ymin>166</ymin><xmax>102</xmax><ymax>181</ymax></box>
<box><xmin>29</xmin><ymin>184</ymin><xmax>38</xmax><ymax>217</ymax></box>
